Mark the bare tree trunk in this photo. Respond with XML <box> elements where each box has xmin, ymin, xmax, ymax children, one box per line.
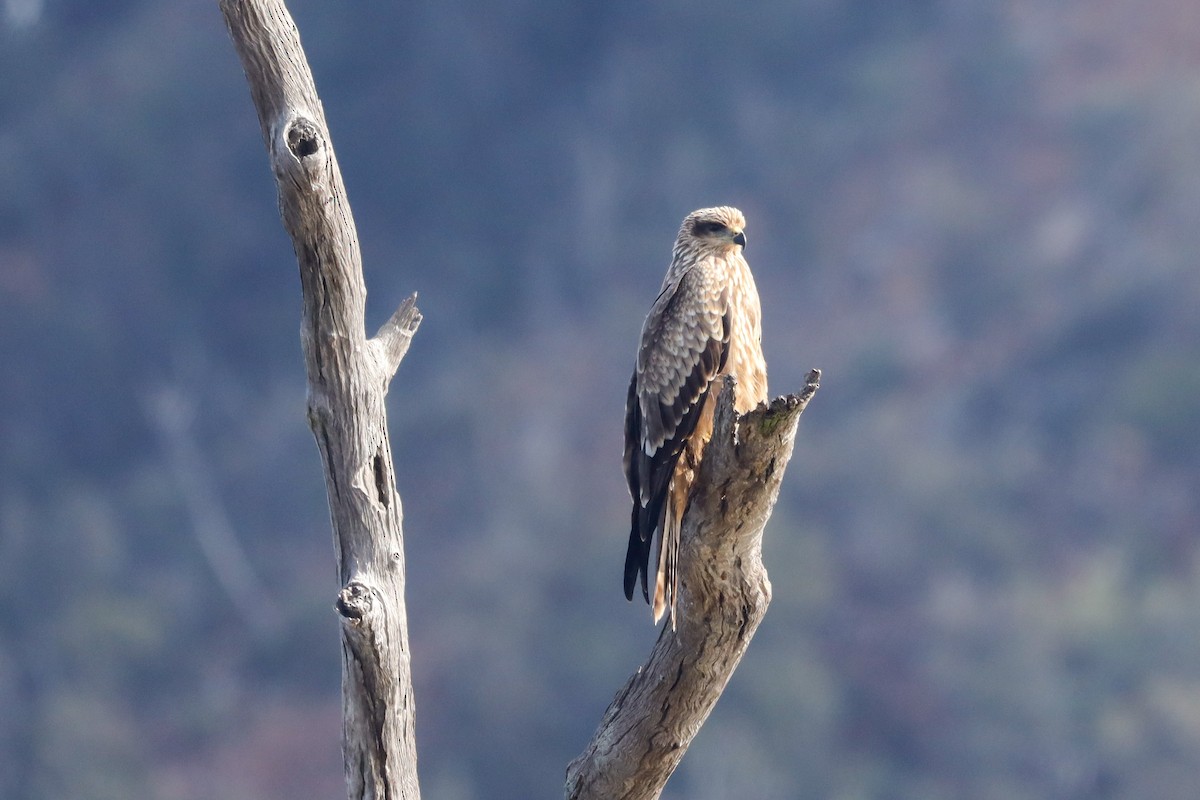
<box><xmin>218</xmin><ymin>2</ymin><xmax>422</xmax><ymax>798</ymax></box>
<box><xmin>567</xmin><ymin>370</ymin><xmax>821</xmax><ymax>800</ymax></box>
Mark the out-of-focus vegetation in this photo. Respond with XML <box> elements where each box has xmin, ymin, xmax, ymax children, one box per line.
<box><xmin>3</xmin><ymin>1</ymin><xmax>1200</xmax><ymax>798</ymax></box>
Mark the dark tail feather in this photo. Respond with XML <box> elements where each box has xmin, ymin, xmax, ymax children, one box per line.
<box><xmin>623</xmin><ymin>503</ymin><xmax>651</xmax><ymax>602</ymax></box>
<box><xmin>625</xmin><ymin>478</ymin><xmax>673</xmax><ymax>603</ymax></box>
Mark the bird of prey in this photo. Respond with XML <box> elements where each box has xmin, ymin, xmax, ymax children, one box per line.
<box><xmin>623</xmin><ymin>206</ymin><xmax>768</xmax><ymax>628</ymax></box>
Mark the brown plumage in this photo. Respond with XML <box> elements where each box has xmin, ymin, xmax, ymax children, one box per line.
<box><xmin>623</xmin><ymin>206</ymin><xmax>768</xmax><ymax>627</ymax></box>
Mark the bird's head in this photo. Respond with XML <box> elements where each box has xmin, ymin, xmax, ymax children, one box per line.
<box><xmin>679</xmin><ymin>206</ymin><xmax>748</xmax><ymax>254</ymax></box>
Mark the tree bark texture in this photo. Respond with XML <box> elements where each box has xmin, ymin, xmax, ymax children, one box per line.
<box><xmin>566</xmin><ymin>369</ymin><xmax>822</xmax><ymax>800</ymax></box>
<box><xmin>218</xmin><ymin>2</ymin><xmax>422</xmax><ymax>798</ymax></box>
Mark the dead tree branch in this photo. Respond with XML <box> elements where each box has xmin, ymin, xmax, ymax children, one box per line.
<box><xmin>220</xmin><ymin>2</ymin><xmax>821</xmax><ymax>798</ymax></box>
<box><xmin>219</xmin><ymin>1</ymin><xmax>422</xmax><ymax>798</ymax></box>
<box><xmin>567</xmin><ymin>369</ymin><xmax>822</xmax><ymax>800</ymax></box>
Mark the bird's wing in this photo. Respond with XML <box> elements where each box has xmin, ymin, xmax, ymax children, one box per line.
<box><xmin>623</xmin><ymin>266</ymin><xmax>730</xmax><ymax>601</ymax></box>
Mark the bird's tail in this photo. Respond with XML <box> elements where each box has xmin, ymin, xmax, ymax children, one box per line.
<box><xmin>624</xmin><ymin>500</ymin><xmax>652</xmax><ymax>602</ymax></box>
<box><xmin>652</xmin><ymin>484</ymin><xmax>683</xmax><ymax>630</ymax></box>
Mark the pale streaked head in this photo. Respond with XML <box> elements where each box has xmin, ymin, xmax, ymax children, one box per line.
<box><xmin>676</xmin><ymin>206</ymin><xmax>748</xmax><ymax>256</ymax></box>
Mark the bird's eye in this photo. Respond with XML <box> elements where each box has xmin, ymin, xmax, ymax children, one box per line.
<box><xmin>695</xmin><ymin>220</ymin><xmax>726</xmax><ymax>235</ymax></box>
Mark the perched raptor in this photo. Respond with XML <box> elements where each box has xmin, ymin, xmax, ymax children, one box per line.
<box><xmin>623</xmin><ymin>206</ymin><xmax>768</xmax><ymax>627</ymax></box>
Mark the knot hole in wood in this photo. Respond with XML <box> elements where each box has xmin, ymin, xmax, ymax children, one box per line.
<box><xmin>287</xmin><ymin>118</ymin><xmax>321</xmax><ymax>158</ymax></box>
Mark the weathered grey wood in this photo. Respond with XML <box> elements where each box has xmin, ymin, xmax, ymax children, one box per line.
<box><xmin>220</xmin><ymin>2</ymin><xmax>820</xmax><ymax>796</ymax></box>
<box><xmin>566</xmin><ymin>369</ymin><xmax>821</xmax><ymax>800</ymax></box>
<box><xmin>218</xmin><ymin>2</ymin><xmax>422</xmax><ymax>798</ymax></box>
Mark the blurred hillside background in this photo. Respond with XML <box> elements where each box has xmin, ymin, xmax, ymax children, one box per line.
<box><xmin>3</xmin><ymin>1</ymin><xmax>1200</xmax><ymax>798</ymax></box>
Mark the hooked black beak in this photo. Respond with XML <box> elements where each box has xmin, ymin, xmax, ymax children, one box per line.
<box><xmin>733</xmin><ymin>231</ymin><xmax>747</xmax><ymax>248</ymax></box>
